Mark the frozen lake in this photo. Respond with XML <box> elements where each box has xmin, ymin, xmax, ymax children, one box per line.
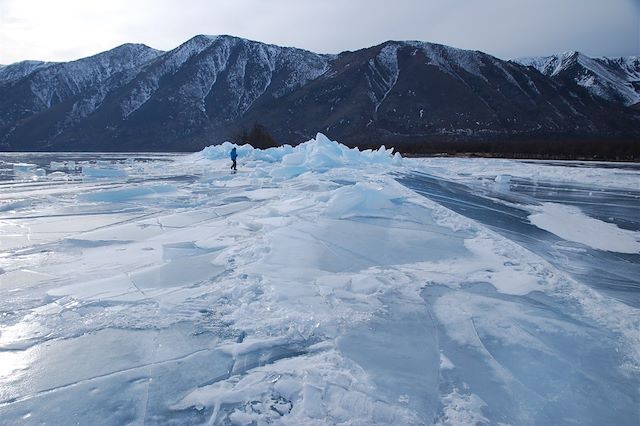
<box><xmin>399</xmin><ymin>171</ymin><xmax>640</xmax><ymax>307</ymax></box>
<box><xmin>0</xmin><ymin>137</ymin><xmax>639</xmax><ymax>425</ymax></box>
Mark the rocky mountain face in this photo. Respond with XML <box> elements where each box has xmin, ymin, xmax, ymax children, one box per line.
<box><xmin>1</xmin><ymin>35</ymin><xmax>638</xmax><ymax>152</ymax></box>
<box><xmin>514</xmin><ymin>52</ymin><xmax>640</xmax><ymax>107</ymax></box>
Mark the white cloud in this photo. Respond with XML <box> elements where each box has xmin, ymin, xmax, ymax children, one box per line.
<box><xmin>0</xmin><ymin>0</ymin><xmax>637</xmax><ymax>64</ymax></box>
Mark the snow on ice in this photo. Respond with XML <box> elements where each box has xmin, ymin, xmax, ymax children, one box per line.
<box><xmin>0</xmin><ymin>134</ymin><xmax>638</xmax><ymax>425</ymax></box>
<box><xmin>528</xmin><ymin>202</ymin><xmax>640</xmax><ymax>254</ymax></box>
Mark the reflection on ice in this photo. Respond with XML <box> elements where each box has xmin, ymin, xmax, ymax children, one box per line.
<box><xmin>0</xmin><ymin>141</ymin><xmax>638</xmax><ymax>424</ymax></box>
<box><xmin>0</xmin><ymin>321</ymin><xmax>50</xmax><ymax>351</ymax></box>
<box><xmin>0</xmin><ymin>350</ymin><xmax>30</xmax><ymax>380</ymax></box>
<box><xmin>78</xmin><ymin>184</ymin><xmax>177</xmax><ymax>203</ymax></box>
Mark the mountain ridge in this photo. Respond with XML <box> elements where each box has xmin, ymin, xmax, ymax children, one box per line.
<box><xmin>1</xmin><ymin>35</ymin><xmax>638</xmax><ymax>153</ymax></box>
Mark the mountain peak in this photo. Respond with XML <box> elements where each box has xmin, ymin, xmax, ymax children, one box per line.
<box><xmin>72</xmin><ymin>42</ymin><xmax>163</xmax><ymax>64</ymax></box>
<box><xmin>516</xmin><ymin>51</ymin><xmax>585</xmax><ymax>76</ymax></box>
<box><xmin>169</xmin><ymin>34</ymin><xmax>227</xmax><ymax>59</ymax></box>
<box><xmin>180</xmin><ymin>34</ymin><xmax>256</xmax><ymax>48</ymax></box>
<box><xmin>186</xmin><ymin>34</ymin><xmax>223</xmax><ymax>43</ymax></box>
<box><xmin>559</xmin><ymin>50</ymin><xmax>581</xmax><ymax>58</ymax></box>
<box><xmin>112</xmin><ymin>42</ymin><xmax>164</xmax><ymax>54</ymax></box>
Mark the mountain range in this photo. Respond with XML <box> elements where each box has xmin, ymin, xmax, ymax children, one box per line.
<box><xmin>0</xmin><ymin>35</ymin><xmax>638</xmax><ymax>153</ymax></box>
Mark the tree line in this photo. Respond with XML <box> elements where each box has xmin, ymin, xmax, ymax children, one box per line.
<box><xmin>235</xmin><ymin>124</ymin><xmax>639</xmax><ymax>161</ymax></box>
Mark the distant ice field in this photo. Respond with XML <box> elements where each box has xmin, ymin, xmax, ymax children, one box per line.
<box><xmin>0</xmin><ymin>135</ymin><xmax>638</xmax><ymax>425</ymax></box>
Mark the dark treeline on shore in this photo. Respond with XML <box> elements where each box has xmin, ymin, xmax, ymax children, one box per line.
<box><xmin>386</xmin><ymin>138</ymin><xmax>640</xmax><ymax>162</ymax></box>
<box><xmin>237</xmin><ymin>124</ymin><xmax>640</xmax><ymax>162</ymax></box>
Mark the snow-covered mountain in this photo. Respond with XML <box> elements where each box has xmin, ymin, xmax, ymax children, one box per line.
<box><xmin>0</xmin><ymin>35</ymin><xmax>332</xmax><ymax>150</ymax></box>
<box><xmin>1</xmin><ymin>36</ymin><xmax>638</xmax><ymax>152</ymax></box>
<box><xmin>247</xmin><ymin>40</ymin><xmax>639</xmax><ymax>152</ymax></box>
<box><xmin>515</xmin><ymin>52</ymin><xmax>640</xmax><ymax>107</ymax></box>
<box><xmin>118</xmin><ymin>35</ymin><xmax>329</xmax><ymax>123</ymax></box>
<box><xmin>0</xmin><ymin>43</ymin><xmax>163</xmax><ymax>141</ymax></box>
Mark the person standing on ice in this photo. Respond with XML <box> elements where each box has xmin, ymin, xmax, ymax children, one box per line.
<box><xmin>230</xmin><ymin>147</ymin><xmax>238</xmax><ymax>172</ymax></box>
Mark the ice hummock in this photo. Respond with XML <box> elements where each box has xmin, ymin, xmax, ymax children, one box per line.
<box><xmin>0</xmin><ymin>135</ymin><xmax>638</xmax><ymax>425</ymax></box>
<box><xmin>195</xmin><ymin>132</ymin><xmax>401</xmax><ymax>175</ymax></box>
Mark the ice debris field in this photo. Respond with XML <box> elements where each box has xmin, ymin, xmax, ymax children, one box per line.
<box><xmin>0</xmin><ymin>134</ymin><xmax>639</xmax><ymax>425</ymax></box>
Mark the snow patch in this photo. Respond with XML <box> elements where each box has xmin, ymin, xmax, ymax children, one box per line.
<box><xmin>528</xmin><ymin>202</ymin><xmax>640</xmax><ymax>253</ymax></box>
<box><xmin>463</xmin><ymin>237</ymin><xmax>543</xmax><ymax>295</ymax></box>
<box><xmin>440</xmin><ymin>353</ymin><xmax>455</xmax><ymax>370</ymax></box>
<box><xmin>436</xmin><ymin>389</ymin><xmax>488</xmax><ymax>426</ymax></box>
<box><xmin>368</xmin><ymin>44</ymin><xmax>400</xmax><ymax>113</ymax></box>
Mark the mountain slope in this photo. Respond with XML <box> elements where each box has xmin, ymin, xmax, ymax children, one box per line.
<box><xmin>515</xmin><ymin>52</ymin><xmax>640</xmax><ymax>106</ymax></box>
<box><xmin>1</xmin><ymin>36</ymin><xmax>638</xmax><ymax>152</ymax></box>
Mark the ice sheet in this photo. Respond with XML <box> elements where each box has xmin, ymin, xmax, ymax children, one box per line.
<box><xmin>0</xmin><ymin>139</ymin><xmax>638</xmax><ymax>425</ymax></box>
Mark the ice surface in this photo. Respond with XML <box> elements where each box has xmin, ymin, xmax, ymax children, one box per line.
<box><xmin>0</xmin><ymin>141</ymin><xmax>638</xmax><ymax>425</ymax></box>
<box><xmin>81</xmin><ymin>164</ymin><xmax>128</xmax><ymax>179</ymax></box>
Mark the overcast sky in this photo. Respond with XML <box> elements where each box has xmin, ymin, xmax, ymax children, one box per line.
<box><xmin>0</xmin><ymin>0</ymin><xmax>638</xmax><ymax>64</ymax></box>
